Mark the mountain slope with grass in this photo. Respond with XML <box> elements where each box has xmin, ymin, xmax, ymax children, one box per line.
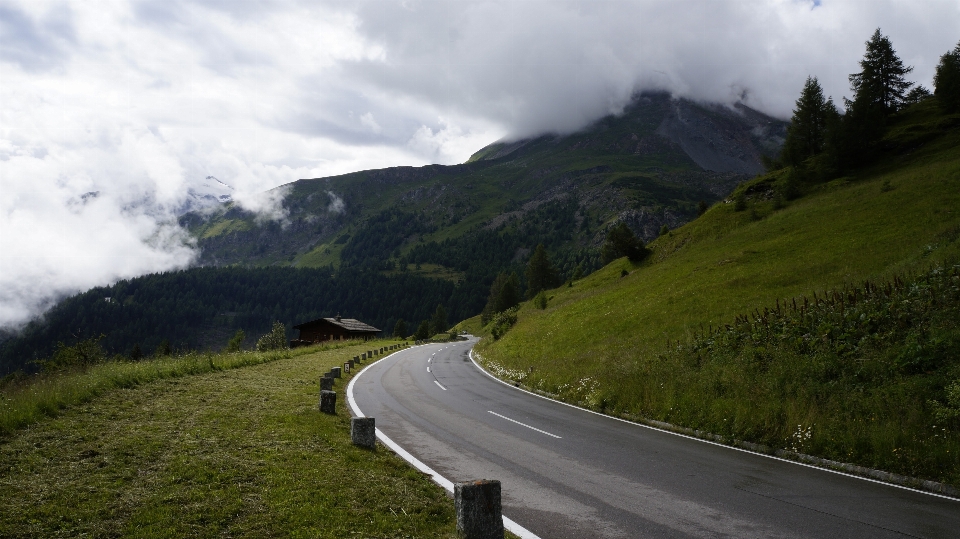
<box><xmin>473</xmin><ymin>97</ymin><xmax>960</xmax><ymax>488</ymax></box>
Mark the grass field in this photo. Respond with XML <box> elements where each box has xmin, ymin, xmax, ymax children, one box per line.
<box><xmin>0</xmin><ymin>341</ymin><xmax>465</xmax><ymax>538</ymax></box>
<box><xmin>475</xmin><ymin>101</ymin><xmax>960</xmax><ymax>487</ymax></box>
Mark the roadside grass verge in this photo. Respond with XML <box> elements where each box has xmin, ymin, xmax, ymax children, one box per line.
<box><xmin>0</xmin><ymin>343</ymin><xmax>354</xmax><ymax>438</ymax></box>
<box><xmin>0</xmin><ymin>340</ymin><xmax>464</xmax><ymax>538</ymax></box>
<box><xmin>476</xmin><ymin>106</ymin><xmax>960</xmax><ymax>487</ymax></box>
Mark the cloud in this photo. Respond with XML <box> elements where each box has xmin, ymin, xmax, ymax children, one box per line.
<box><xmin>1</xmin><ymin>0</ymin><xmax>958</xmax><ymax>328</ymax></box>
<box><xmin>327</xmin><ymin>191</ymin><xmax>346</xmax><ymax>214</ymax></box>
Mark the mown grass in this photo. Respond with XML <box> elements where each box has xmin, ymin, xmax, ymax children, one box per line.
<box><xmin>476</xmin><ymin>102</ymin><xmax>960</xmax><ymax>487</ymax></box>
<box><xmin>0</xmin><ymin>341</ymin><xmax>463</xmax><ymax>538</ymax></box>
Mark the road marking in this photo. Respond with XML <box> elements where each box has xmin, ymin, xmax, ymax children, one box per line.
<box><xmin>434</xmin><ymin>380</ymin><xmax>447</xmax><ymax>391</ymax></box>
<box><xmin>427</xmin><ymin>366</ymin><xmax>431</xmax><ymax>373</ymax></box>
<box><xmin>488</xmin><ymin>411</ymin><xmax>561</xmax><ymax>438</ymax></box>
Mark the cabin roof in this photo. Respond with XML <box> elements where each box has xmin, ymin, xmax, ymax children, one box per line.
<box><xmin>293</xmin><ymin>317</ymin><xmax>380</xmax><ymax>333</ymax></box>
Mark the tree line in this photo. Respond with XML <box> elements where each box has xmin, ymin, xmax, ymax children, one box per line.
<box><xmin>0</xmin><ymin>267</ymin><xmax>467</xmax><ymax>375</ymax></box>
<box><xmin>779</xmin><ymin>31</ymin><xmax>959</xmax><ymax>180</ymax></box>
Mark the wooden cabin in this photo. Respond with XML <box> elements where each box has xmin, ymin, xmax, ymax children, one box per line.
<box><xmin>290</xmin><ymin>315</ymin><xmax>380</xmax><ymax>347</ymax></box>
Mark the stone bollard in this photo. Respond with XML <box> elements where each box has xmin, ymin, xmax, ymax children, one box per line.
<box><xmin>361</xmin><ymin>352</ymin><xmax>367</xmax><ymax>360</ymax></box>
<box><xmin>344</xmin><ymin>362</ymin><xmax>351</xmax><ymax>374</ymax></box>
<box><xmin>351</xmin><ymin>417</ymin><xmax>376</xmax><ymax>449</ymax></box>
<box><xmin>320</xmin><ymin>376</ymin><xmax>334</xmax><ymax>391</ymax></box>
<box><xmin>368</xmin><ymin>350</ymin><xmax>373</xmax><ymax>357</ymax></box>
<box><xmin>354</xmin><ymin>355</ymin><xmax>360</xmax><ymax>363</ymax></box>
<box><xmin>455</xmin><ymin>480</ymin><xmax>503</xmax><ymax>539</ymax></box>
<box><xmin>319</xmin><ymin>390</ymin><xmax>336</xmax><ymax>414</ymax></box>
<box><xmin>331</xmin><ymin>366</ymin><xmax>341</xmax><ymax>379</ymax></box>
<box><xmin>348</xmin><ymin>359</ymin><xmax>355</xmax><ymax>368</ymax></box>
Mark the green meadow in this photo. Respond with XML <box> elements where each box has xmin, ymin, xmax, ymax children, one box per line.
<box><xmin>0</xmin><ymin>341</ymin><xmax>464</xmax><ymax>538</ymax></box>
<box><xmin>476</xmin><ymin>100</ymin><xmax>960</xmax><ymax>487</ymax></box>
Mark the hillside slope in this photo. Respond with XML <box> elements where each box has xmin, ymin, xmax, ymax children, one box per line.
<box><xmin>475</xmin><ymin>98</ymin><xmax>960</xmax><ymax>486</ymax></box>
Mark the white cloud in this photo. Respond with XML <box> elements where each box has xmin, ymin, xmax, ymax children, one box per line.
<box><xmin>1</xmin><ymin>0</ymin><xmax>958</xmax><ymax>327</ymax></box>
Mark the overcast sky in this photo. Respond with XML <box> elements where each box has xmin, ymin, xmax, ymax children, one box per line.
<box><xmin>1</xmin><ymin>0</ymin><xmax>958</xmax><ymax>329</ymax></box>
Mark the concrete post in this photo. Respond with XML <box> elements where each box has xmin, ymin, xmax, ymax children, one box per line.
<box><xmin>331</xmin><ymin>366</ymin><xmax>341</xmax><ymax>379</ymax></box>
<box><xmin>319</xmin><ymin>390</ymin><xmax>336</xmax><ymax>414</ymax></box>
<box><xmin>320</xmin><ymin>376</ymin><xmax>334</xmax><ymax>391</ymax></box>
<box><xmin>351</xmin><ymin>417</ymin><xmax>376</xmax><ymax>449</ymax></box>
<box><xmin>354</xmin><ymin>355</ymin><xmax>360</xmax><ymax>363</ymax></box>
<box><xmin>455</xmin><ymin>480</ymin><xmax>503</xmax><ymax>539</ymax></box>
<box><xmin>361</xmin><ymin>352</ymin><xmax>367</xmax><ymax>360</ymax></box>
<box><xmin>344</xmin><ymin>362</ymin><xmax>351</xmax><ymax>374</ymax></box>
<box><xmin>348</xmin><ymin>359</ymin><xmax>355</xmax><ymax>368</ymax></box>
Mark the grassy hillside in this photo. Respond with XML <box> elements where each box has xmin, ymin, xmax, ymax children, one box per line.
<box><xmin>475</xmin><ymin>98</ymin><xmax>960</xmax><ymax>486</ymax></box>
<box><xmin>0</xmin><ymin>341</ymin><xmax>466</xmax><ymax>537</ymax></box>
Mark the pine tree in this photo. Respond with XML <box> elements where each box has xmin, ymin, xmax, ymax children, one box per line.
<box><xmin>526</xmin><ymin>244</ymin><xmax>558</xmax><ymax>298</ymax></box>
<box><xmin>839</xmin><ymin>29</ymin><xmax>913</xmax><ymax>168</ymax></box>
<box><xmin>934</xmin><ymin>41</ymin><xmax>960</xmax><ymax>113</ymax></box>
<box><xmin>430</xmin><ymin>304</ymin><xmax>448</xmax><ymax>335</ymax></box>
<box><xmin>782</xmin><ymin>77</ymin><xmax>839</xmax><ymax>166</ymax></box>
<box><xmin>393</xmin><ymin>318</ymin><xmax>407</xmax><ymax>338</ymax></box>
<box><xmin>848</xmin><ymin>29</ymin><xmax>914</xmax><ymax>115</ymax></box>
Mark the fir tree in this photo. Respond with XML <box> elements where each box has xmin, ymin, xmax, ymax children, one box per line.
<box><xmin>430</xmin><ymin>304</ymin><xmax>448</xmax><ymax>335</ymax></box>
<box><xmin>526</xmin><ymin>244</ymin><xmax>558</xmax><ymax>298</ymax></box>
<box><xmin>934</xmin><ymin>41</ymin><xmax>960</xmax><ymax>113</ymax></box>
<box><xmin>848</xmin><ymin>29</ymin><xmax>914</xmax><ymax>115</ymax></box>
<box><xmin>393</xmin><ymin>319</ymin><xmax>407</xmax><ymax>339</ymax></box>
<box><xmin>782</xmin><ymin>77</ymin><xmax>840</xmax><ymax>166</ymax></box>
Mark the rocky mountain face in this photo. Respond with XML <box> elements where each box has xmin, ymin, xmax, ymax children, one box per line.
<box><xmin>183</xmin><ymin>92</ymin><xmax>786</xmax><ymax>282</ymax></box>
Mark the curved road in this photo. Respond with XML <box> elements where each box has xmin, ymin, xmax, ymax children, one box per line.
<box><xmin>348</xmin><ymin>339</ymin><xmax>958</xmax><ymax>538</ymax></box>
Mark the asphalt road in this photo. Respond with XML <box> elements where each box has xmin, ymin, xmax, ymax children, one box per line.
<box><xmin>348</xmin><ymin>339</ymin><xmax>959</xmax><ymax>539</ymax></box>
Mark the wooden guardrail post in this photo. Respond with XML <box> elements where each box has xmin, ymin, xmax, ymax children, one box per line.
<box><xmin>455</xmin><ymin>480</ymin><xmax>503</xmax><ymax>539</ymax></box>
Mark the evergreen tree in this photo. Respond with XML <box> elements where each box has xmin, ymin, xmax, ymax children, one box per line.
<box><xmin>414</xmin><ymin>320</ymin><xmax>431</xmax><ymax>340</ymax></box>
<box><xmin>934</xmin><ymin>41</ymin><xmax>960</xmax><ymax>113</ymax></box>
<box><xmin>903</xmin><ymin>85</ymin><xmax>932</xmax><ymax>106</ymax></box>
<box><xmin>393</xmin><ymin>319</ymin><xmax>407</xmax><ymax>339</ymax></box>
<box><xmin>526</xmin><ymin>244</ymin><xmax>558</xmax><ymax>298</ymax></box>
<box><xmin>782</xmin><ymin>77</ymin><xmax>839</xmax><ymax>166</ymax></box>
<box><xmin>839</xmin><ymin>29</ymin><xmax>913</xmax><ymax>168</ymax></box>
<box><xmin>848</xmin><ymin>29</ymin><xmax>914</xmax><ymax>115</ymax></box>
<box><xmin>601</xmin><ymin>222</ymin><xmax>648</xmax><ymax>264</ymax></box>
<box><xmin>430</xmin><ymin>304</ymin><xmax>448</xmax><ymax>335</ymax></box>
<box><xmin>481</xmin><ymin>272</ymin><xmax>521</xmax><ymax>324</ymax></box>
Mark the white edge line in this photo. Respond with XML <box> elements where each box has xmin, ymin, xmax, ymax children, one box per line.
<box><xmin>468</xmin><ymin>349</ymin><xmax>959</xmax><ymax>502</ymax></box>
<box><xmin>347</xmin><ymin>343</ymin><xmax>543</xmax><ymax>539</ymax></box>
<box><xmin>488</xmin><ymin>410</ymin><xmax>561</xmax><ymax>439</ymax></box>
<box><xmin>434</xmin><ymin>380</ymin><xmax>447</xmax><ymax>390</ymax></box>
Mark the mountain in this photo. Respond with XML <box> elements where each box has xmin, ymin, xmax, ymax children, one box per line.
<box><xmin>183</xmin><ymin>93</ymin><xmax>785</xmax><ymax>282</ymax></box>
<box><xmin>177</xmin><ymin>175</ymin><xmax>234</xmax><ymax>215</ymax></box>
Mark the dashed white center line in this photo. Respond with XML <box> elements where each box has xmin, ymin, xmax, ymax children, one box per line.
<box><xmin>434</xmin><ymin>380</ymin><xmax>447</xmax><ymax>391</ymax></box>
<box><xmin>488</xmin><ymin>411</ymin><xmax>561</xmax><ymax>439</ymax></box>
<box><xmin>427</xmin><ymin>366</ymin><xmax>431</xmax><ymax>373</ymax></box>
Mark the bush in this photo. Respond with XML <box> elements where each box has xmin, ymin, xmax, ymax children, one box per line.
<box><xmin>601</xmin><ymin>222</ymin><xmax>649</xmax><ymax>264</ymax></box>
<box><xmin>534</xmin><ymin>290</ymin><xmax>548</xmax><ymax>310</ymax></box>
<box><xmin>226</xmin><ymin>329</ymin><xmax>246</xmax><ymax>353</ymax></box>
<box><xmin>256</xmin><ymin>322</ymin><xmax>288</xmax><ymax>352</ymax></box>
<box><xmin>37</xmin><ymin>334</ymin><xmax>108</xmax><ymax>373</ymax></box>
<box><xmin>490</xmin><ymin>308</ymin><xmax>519</xmax><ymax>340</ymax></box>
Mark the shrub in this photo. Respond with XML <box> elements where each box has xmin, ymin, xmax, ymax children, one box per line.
<box><xmin>534</xmin><ymin>290</ymin><xmax>548</xmax><ymax>310</ymax></box>
<box><xmin>226</xmin><ymin>329</ymin><xmax>246</xmax><ymax>352</ymax></box>
<box><xmin>37</xmin><ymin>334</ymin><xmax>108</xmax><ymax>373</ymax></box>
<box><xmin>490</xmin><ymin>308</ymin><xmax>519</xmax><ymax>340</ymax></box>
<box><xmin>256</xmin><ymin>322</ymin><xmax>288</xmax><ymax>352</ymax></box>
